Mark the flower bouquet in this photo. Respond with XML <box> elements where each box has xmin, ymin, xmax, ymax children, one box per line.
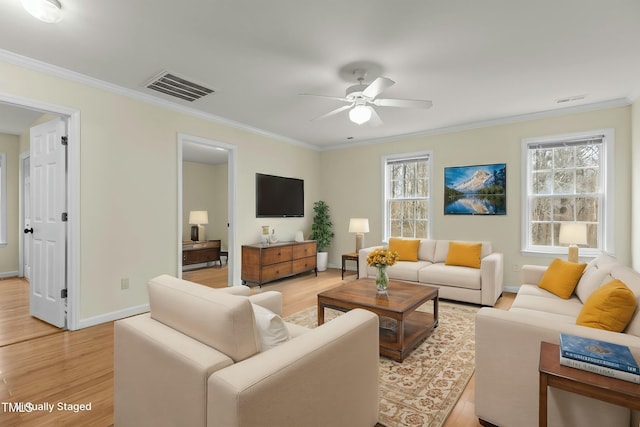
<box><xmin>366</xmin><ymin>248</ymin><xmax>400</xmax><ymax>294</ymax></box>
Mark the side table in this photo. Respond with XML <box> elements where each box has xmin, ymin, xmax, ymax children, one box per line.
<box><xmin>538</xmin><ymin>341</ymin><xmax>640</xmax><ymax>427</ymax></box>
<box><xmin>341</xmin><ymin>252</ymin><xmax>359</xmax><ymax>279</ymax></box>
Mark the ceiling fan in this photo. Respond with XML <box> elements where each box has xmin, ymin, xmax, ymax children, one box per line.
<box><xmin>302</xmin><ymin>69</ymin><xmax>433</xmax><ymax>126</ymax></box>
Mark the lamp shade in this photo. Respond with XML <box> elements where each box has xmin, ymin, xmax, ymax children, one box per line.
<box><xmin>188</xmin><ymin>210</ymin><xmax>209</xmax><ymax>225</ymax></box>
<box><xmin>559</xmin><ymin>223</ymin><xmax>587</xmax><ymax>245</ymax></box>
<box><xmin>349</xmin><ymin>218</ymin><xmax>370</xmax><ymax>233</ymax></box>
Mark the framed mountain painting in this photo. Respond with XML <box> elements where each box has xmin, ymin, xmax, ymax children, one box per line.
<box><xmin>444</xmin><ymin>163</ymin><xmax>506</xmax><ymax>215</ymax></box>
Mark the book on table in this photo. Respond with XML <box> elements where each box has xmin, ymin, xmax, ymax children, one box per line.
<box><xmin>559</xmin><ymin>333</ymin><xmax>640</xmax><ymax>383</ymax></box>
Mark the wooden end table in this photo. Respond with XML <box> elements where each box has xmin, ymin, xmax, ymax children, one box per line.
<box><xmin>317</xmin><ymin>279</ymin><xmax>438</xmax><ymax>362</ymax></box>
<box><xmin>341</xmin><ymin>252</ymin><xmax>359</xmax><ymax>279</ymax></box>
<box><xmin>538</xmin><ymin>341</ymin><xmax>640</xmax><ymax>427</ymax></box>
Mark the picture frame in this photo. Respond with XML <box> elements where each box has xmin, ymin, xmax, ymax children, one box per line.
<box><xmin>444</xmin><ymin>163</ymin><xmax>506</xmax><ymax>215</ymax></box>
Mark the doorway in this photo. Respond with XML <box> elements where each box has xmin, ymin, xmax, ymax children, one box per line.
<box><xmin>0</xmin><ymin>94</ymin><xmax>80</xmax><ymax>330</ymax></box>
<box><xmin>177</xmin><ymin>133</ymin><xmax>237</xmax><ymax>286</ymax></box>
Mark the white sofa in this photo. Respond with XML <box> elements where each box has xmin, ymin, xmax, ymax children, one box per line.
<box><xmin>475</xmin><ymin>253</ymin><xmax>640</xmax><ymax>427</ymax></box>
<box><xmin>358</xmin><ymin>239</ymin><xmax>504</xmax><ymax>306</ymax></box>
<box><xmin>114</xmin><ymin>275</ymin><xmax>380</xmax><ymax>427</ymax></box>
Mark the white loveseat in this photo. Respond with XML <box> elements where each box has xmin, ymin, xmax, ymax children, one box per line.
<box><xmin>358</xmin><ymin>239</ymin><xmax>504</xmax><ymax>306</ymax></box>
<box><xmin>475</xmin><ymin>254</ymin><xmax>640</xmax><ymax>427</ymax></box>
<box><xmin>114</xmin><ymin>275</ymin><xmax>380</xmax><ymax>427</ymax></box>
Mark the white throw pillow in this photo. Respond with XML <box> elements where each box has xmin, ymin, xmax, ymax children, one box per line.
<box><xmin>251</xmin><ymin>303</ymin><xmax>290</xmax><ymax>351</ymax></box>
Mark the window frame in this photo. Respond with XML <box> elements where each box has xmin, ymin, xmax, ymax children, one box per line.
<box><xmin>520</xmin><ymin>129</ymin><xmax>614</xmax><ymax>257</ymax></box>
<box><xmin>382</xmin><ymin>151</ymin><xmax>433</xmax><ymax>242</ymax></box>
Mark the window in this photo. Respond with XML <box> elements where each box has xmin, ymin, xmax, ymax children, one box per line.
<box><xmin>522</xmin><ymin>129</ymin><xmax>613</xmax><ymax>256</ymax></box>
<box><xmin>383</xmin><ymin>152</ymin><xmax>432</xmax><ymax>241</ymax></box>
<box><xmin>0</xmin><ymin>152</ymin><xmax>6</xmax><ymax>245</ymax></box>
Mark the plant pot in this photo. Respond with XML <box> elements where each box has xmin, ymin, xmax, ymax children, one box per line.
<box><xmin>316</xmin><ymin>252</ymin><xmax>329</xmax><ymax>272</ymax></box>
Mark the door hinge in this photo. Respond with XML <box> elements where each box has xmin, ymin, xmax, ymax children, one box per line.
<box><xmin>61</xmin><ymin>136</ymin><xmax>68</xmax><ymax>146</ymax></box>
<box><xmin>61</xmin><ymin>212</ymin><xmax>68</xmax><ymax>222</ymax></box>
<box><xmin>61</xmin><ymin>289</ymin><xmax>68</xmax><ymax>298</ymax></box>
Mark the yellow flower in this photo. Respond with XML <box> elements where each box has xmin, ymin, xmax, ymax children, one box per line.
<box><xmin>366</xmin><ymin>248</ymin><xmax>400</xmax><ymax>267</ymax></box>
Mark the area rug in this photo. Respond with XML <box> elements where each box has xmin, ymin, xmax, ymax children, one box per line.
<box><xmin>284</xmin><ymin>300</ymin><xmax>479</xmax><ymax>427</ymax></box>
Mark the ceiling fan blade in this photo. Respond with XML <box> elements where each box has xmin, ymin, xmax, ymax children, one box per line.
<box><xmin>299</xmin><ymin>93</ymin><xmax>350</xmax><ymax>102</ymax></box>
<box><xmin>362</xmin><ymin>77</ymin><xmax>395</xmax><ymax>99</ymax></box>
<box><xmin>373</xmin><ymin>98</ymin><xmax>433</xmax><ymax>109</ymax></box>
<box><xmin>368</xmin><ymin>107</ymin><xmax>383</xmax><ymax>127</ymax></box>
<box><xmin>311</xmin><ymin>104</ymin><xmax>353</xmax><ymax>121</ymax></box>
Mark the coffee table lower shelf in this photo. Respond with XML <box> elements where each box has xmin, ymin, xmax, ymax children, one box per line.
<box><xmin>379</xmin><ymin>311</ymin><xmax>438</xmax><ymax>361</ymax></box>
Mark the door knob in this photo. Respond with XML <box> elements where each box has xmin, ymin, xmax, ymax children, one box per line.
<box><xmin>24</xmin><ymin>228</ymin><xmax>34</xmax><ymax>234</ymax></box>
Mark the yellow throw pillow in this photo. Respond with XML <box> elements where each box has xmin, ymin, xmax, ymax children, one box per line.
<box><xmin>445</xmin><ymin>242</ymin><xmax>482</xmax><ymax>269</ymax></box>
<box><xmin>388</xmin><ymin>238</ymin><xmax>420</xmax><ymax>262</ymax></box>
<box><xmin>576</xmin><ymin>280</ymin><xmax>638</xmax><ymax>332</ymax></box>
<box><xmin>538</xmin><ymin>258</ymin><xmax>587</xmax><ymax>299</ymax></box>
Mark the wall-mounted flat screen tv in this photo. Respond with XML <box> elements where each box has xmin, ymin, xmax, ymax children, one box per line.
<box><xmin>256</xmin><ymin>173</ymin><xmax>304</xmax><ymax>218</ymax></box>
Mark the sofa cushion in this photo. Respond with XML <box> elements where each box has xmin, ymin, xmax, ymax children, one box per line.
<box><xmin>434</xmin><ymin>240</ymin><xmax>491</xmax><ymax>263</ymax></box>
<box><xmin>575</xmin><ymin>254</ymin><xmax>618</xmax><ymax>303</ymax></box>
<box><xmin>418</xmin><ymin>239</ymin><xmax>437</xmax><ymax>262</ymax></box>
<box><xmin>251</xmin><ymin>303</ymin><xmax>290</xmax><ymax>351</ymax></box>
<box><xmin>148</xmin><ymin>275</ymin><xmax>260</xmax><ymax>362</ymax></box>
<box><xmin>419</xmin><ymin>263</ymin><xmax>481</xmax><ymax>290</ymax></box>
<box><xmin>576</xmin><ymin>280</ymin><xmax>637</xmax><ymax>332</ymax></box>
<box><xmin>389</xmin><ymin>237</ymin><xmax>420</xmax><ymax>261</ymax></box>
<box><xmin>538</xmin><ymin>258</ymin><xmax>587</xmax><ymax>299</ymax></box>
<box><xmin>445</xmin><ymin>241</ymin><xmax>482</xmax><ymax>269</ymax></box>
<box><xmin>512</xmin><ymin>284</ymin><xmax>586</xmax><ymax>318</ymax></box>
<box><xmin>386</xmin><ymin>260</ymin><xmax>432</xmax><ymax>282</ymax></box>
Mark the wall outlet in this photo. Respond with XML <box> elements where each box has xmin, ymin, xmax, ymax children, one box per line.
<box><xmin>121</xmin><ymin>278</ymin><xmax>130</xmax><ymax>290</ymax></box>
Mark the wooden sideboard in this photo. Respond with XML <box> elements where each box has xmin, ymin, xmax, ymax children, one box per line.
<box><xmin>242</xmin><ymin>240</ymin><xmax>317</xmax><ymax>286</ymax></box>
<box><xmin>182</xmin><ymin>240</ymin><xmax>221</xmax><ymax>268</ymax></box>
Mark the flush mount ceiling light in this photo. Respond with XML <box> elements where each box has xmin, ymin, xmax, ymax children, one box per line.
<box><xmin>22</xmin><ymin>0</ymin><xmax>63</xmax><ymax>23</ymax></box>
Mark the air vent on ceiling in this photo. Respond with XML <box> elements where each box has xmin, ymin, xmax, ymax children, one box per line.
<box><xmin>145</xmin><ymin>72</ymin><xmax>214</xmax><ymax>102</ymax></box>
<box><xmin>556</xmin><ymin>94</ymin><xmax>586</xmax><ymax>104</ymax></box>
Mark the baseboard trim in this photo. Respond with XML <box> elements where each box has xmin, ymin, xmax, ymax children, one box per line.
<box><xmin>503</xmin><ymin>285</ymin><xmax>520</xmax><ymax>293</ymax></box>
<box><xmin>0</xmin><ymin>271</ymin><xmax>19</xmax><ymax>279</ymax></box>
<box><xmin>76</xmin><ymin>303</ymin><xmax>149</xmax><ymax>330</ymax></box>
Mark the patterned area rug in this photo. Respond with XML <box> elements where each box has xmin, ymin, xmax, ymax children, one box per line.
<box><xmin>284</xmin><ymin>300</ymin><xmax>479</xmax><ymax>427</ymax></box>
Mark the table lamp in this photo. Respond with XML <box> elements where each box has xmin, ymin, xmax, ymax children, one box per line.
<box><xmin>349</xmin><ymin>218</ymin><xmax>370</xmax><ymax>252</ymax></box>
<box><xmin>559</xmin><ymin>223</ymin><xmax>587</xmax><ymax>263</ymax></box>
<box><xmin>189</xmin><ymin>210</ymin><xmax>209</xmax><ymax>242</ymax></box>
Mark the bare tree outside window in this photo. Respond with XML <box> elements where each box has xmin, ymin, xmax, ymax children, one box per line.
<box><xmin>385</xmin><ymin>154</ymin><xmax>431</xmax><ymax>240</ymax></box>
<box><xmin>524</xmin><ymin>131</ymin><xmax>609</xmax><ymax>254</ymax></box>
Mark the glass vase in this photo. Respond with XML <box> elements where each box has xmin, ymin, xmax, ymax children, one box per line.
<box><xmin>375</xmin><ymin>265</ymin><xmax>389</xmax><ymax>295</ymax></box>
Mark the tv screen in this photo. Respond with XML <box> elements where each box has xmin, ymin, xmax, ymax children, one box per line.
<box><xmin>256</xmin><ymin>173</ymin><xmax>304</xmax><ymax>218</ymax></box>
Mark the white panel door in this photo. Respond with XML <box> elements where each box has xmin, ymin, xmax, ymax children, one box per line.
<box><xmin>29</xmin><ymin>118</ymin><xmax>67</xmax><ymax>328</ymax></box>
<box><xmin>23</xmin><ymin>156</ymin><xmax>32</xmax><ymax>280</ymax></box>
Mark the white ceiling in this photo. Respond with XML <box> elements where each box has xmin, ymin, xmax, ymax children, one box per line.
<box><xmin>0</xmin><ymin>0</ymin><xmax>639</xmax><ymax>149</ymax></box>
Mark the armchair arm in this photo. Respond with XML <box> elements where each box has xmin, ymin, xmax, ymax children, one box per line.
<box><xmin>358</xmin><ymin>246</ymin><xmax>382</xmax><ymax>279</ymax></box>
<box><xmin>521</xmin><ymin>264</ymin><xmax>547</xmax><ymax>285</ymax></box>
<box><xmin>248</xmin><ymin>291</ymin><xmax>283</xmax><ymax>316</ymax></box>
<box><xmin>215</xmin><ymin>285</ymin><xmax>251</xmax><ymax>296</ymax></box>
<box><xmin>208</xmin><ymin>309</ymin><xmax>380</xmax><ymax>427</ymax></box>
<box><xmin>480</xmin><ymin>252</ymin><xmax>504</xmax><ymax>306</ymax></box>
<box><xmin>475</xmin><ymin>308</ymin><xmax>636</xmax><ymax>427</ymax></box>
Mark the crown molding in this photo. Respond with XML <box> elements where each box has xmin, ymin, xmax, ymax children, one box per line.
<box><xmin>0</xmin><ymin>49</ymin><xmax>318</xmax><ymax>151</ymax></box>
<box><xmin>324</xmin><ymin>97</ymin><xmax>632</xmax><ymax>151</ymax></box>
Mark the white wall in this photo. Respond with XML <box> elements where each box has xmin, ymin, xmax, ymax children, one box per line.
<box><xmin>320</xmin><ymin>105</ymin><xmax>632</xmax><ymax>286</ymax></box>
<box><xmin>0</xmin><ymin>133</ymin><xmax>19</xmax><ymax>276</ymax></box>
<box><xmin>632</xmin><ymin>97</ymin><xmax>640</xmax><ymax>270</ymax></box>
<box><xmin>0</xmin><ymin>59</ymin><xmax>320</xmax><ymax>324</ymax></box>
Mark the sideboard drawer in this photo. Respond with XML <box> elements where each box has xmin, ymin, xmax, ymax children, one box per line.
<box><xmin>261</xmin><ymin>262</ymin><xmax>293</xmax><ymax>281</ymax></box>
<box><xmin>292</xmin><ymin>256</ymin><xmax>316</xmax><ymax>274</ymax></box>
<box><xmin>292</xmin><ymin>242</ymin><xmax>316</xmax><ymax>259</ymax></box>
<box><xmin>261</xmin><ymin>246</ymin><xmax>293</xmax><ymax>265</ymax></box>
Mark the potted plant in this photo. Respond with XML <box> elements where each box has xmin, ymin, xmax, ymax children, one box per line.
<box><xmin>310</xmin><ymin>200</ymin><xmax>334</xmax><ymax>272</ymax></box>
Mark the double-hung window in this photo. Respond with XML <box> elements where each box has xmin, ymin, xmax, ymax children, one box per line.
<box><xmin>522</xmin><ymin>129</ymin><xmax>613</xmax><ymax>256</ymax></box>
<box><xmin>383</xmin><ymin>152</ymin><xmax>432</xmax><ymax>241</ymax></box>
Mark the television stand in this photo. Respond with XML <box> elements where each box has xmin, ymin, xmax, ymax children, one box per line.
<box><xmin>241</xmin><ymin>240</ymin><xmax>317</xmax><ymax>286</ymax></box>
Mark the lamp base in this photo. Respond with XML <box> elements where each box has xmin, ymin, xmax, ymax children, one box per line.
<box><xmin>567</xmin><ymin>245</ymin><xmax>579</xmax><ymax>263</ymax></box>
<box><xmin>355</xmin><ymin>233</ymin><xmax>364</xmax><ymax>253</ymax></box>
<box><xmin>191</xmin><ymin>226</ymin><xmax>199</xmax><ymax>242</ymax></box>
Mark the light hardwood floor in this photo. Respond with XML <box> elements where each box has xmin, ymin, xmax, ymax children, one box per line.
<box><xmin>0</xmin><ymin>269</ymin><xmax>514</xmax><ymax>426</ymax></box>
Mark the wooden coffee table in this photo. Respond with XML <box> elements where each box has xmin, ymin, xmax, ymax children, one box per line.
<box><xmin>317</xmin><ymin>279</ymin><xmax>439</xmax><ymax>362</ymax></box>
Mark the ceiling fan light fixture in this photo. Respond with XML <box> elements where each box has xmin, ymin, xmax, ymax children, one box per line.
<box><xmin>349</xmin><ymin>105</ymin><xmax>372</xmax><ymax>125</ymax></box>
<box><xmin>22</xmin><ymin>0</ymin><xmax>63</xmax><ymax>23</ymax></box>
